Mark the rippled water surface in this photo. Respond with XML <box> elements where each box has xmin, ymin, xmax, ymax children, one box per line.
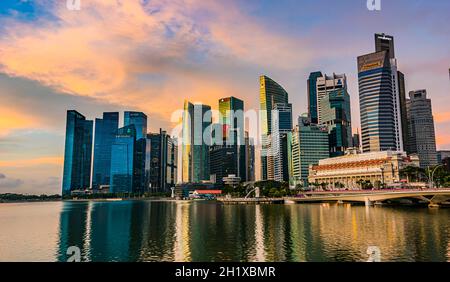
<box><xmin>0</xmin><ymin>200</ymin><xmax>449</xmax><ymax>262</ymax></box>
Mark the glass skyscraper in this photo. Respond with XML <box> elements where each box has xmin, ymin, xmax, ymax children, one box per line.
<box><xmin>62</xmin><ymin>110</ymin><xmax>93</xmax><ymax>196</ymax></box>
<box><xmin>307</xmin><ymin>71</ymin><xmax>323</xmax><ymax>124</ymax></box>
<box><xmin>181</xmin><ymin>100</ymin><xmax>212</xmax><ymax>183</ymax></box>
<box><xmin>358</xmin><ymin>50</ymin><xmax>397</xmax><ymax>152</ymax></box>
<box><xmin>259</xmin><ymin>75</ymin><xmax>289</xmax><ymax>180</ymax></box>
<box><xmin>148</xmin><ymin>129</ymin><xmax>178</xmax><ymax>192</ymax></box>
<box><xmin>315</xmin><ymin>73</ymin><xmax>347</xmax><ymax>124</ymax></box>
<box><xmin>215</xmin><ymin>96</ymin><xmax>246</xmax><ymax>182</ymax></box>
<box><xmin>288</xmin><ymin>116</ymin><xmax>329</xmax><ymax>188</ymax></box>
<box><xmin>92</xmin><ymin>112</ymin><xmax>119</xmax><ymax>190</ymax></box>
<box><xmin>270</xmin><ymin>103</ymin><xmax>292</xmax><ymax>182</ymax></box>
<box><xmin>320</xmin><ymin>88</ymin><xmax>352</xmax><ymax>157</ymax></box>
<box><xmin>406</xmin><ymin>90</ymin><xmax>438</xmax><ymax>168</ymax></box>
<box><xmin>124</xmin><ymin>111</ymin><xmax>147</xmax><ymax>140</ymax></box>
<box><xmin>110</xmin><ymin>125</ymin><xmax>136</xmax><ymax>193</ymax></box>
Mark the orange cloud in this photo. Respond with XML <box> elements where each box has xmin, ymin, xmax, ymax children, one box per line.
<box><xmin>0</xmin><ymin>157</ymin><xmax>63</xmax><ymax>168</ymax></box>
<box><xmin>0</xmin><ymin>107</ymin><xmax>39</xmax><ymax>136</ymax></box>
<box><xmin>435</xmin><ymin>112</ymin><xmax>450</xmax><ymax>123</ymax></box>
<box><xmin>0</xmin><ymin>0</ymin><xmax>314</xmax><ymax>129</ymax></box>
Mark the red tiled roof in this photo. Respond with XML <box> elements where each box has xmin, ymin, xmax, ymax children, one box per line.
<box><xmin>194</xmin><ymin>190</ymin><xmax>222</xmax><ymax>194</ymax></box>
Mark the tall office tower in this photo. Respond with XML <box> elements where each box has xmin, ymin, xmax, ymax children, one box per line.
<box><xmin>92</xmin><ymin>112</ymin><xmax>119</xmax><ymax>190</ymax></box>
<box><xmin>307</xmin><ymin>71</ymin><xmax>323</xmax><ymax>124</ymax></box>
<box><xmin>181</xmin><ymin>100</ymin><xmax>212</xmax><ymax>183</ymax></box>
<box><xmin>124</xmin><ymin>111</ymin><xmax>150</xmax><ymax>193</ymax></box>
<box><xmin>375</xmin><ymin>33</ymin><xmax>404</xmax><ymax>151</ymax></box>
<box><xmin>319</xmin><ymin>88</ymin><xmax>352</xmax><ymax>157</ymax></box>
<box><xmin>167</xmin><ymin>136</ymin><xmax>178</xmax><ymax>189</ymax></box>
<box><xmin>62</xmin><ymin>110</ymin><xmax>93</xmax><ymax>196</ymax></box>
<box><xmin>124</xmin><ymin>111</ymin><xmax>147</xmax><ymax>140</ymax></box>
<box><xmin>358</xmin><ymin>50</ymin><xmax>398</xmax><ymax>152</ymax></box>
<box><xmin>270</xmin><ymin>103</ymin><xmax>293</xmax><ymax>182</ymax></box>
<box><xmin>315</xmin><ymin>73</ymin><xmax>347</xmax><ymax>124</ymax></box>
<box><xmin>245</xmin><ymin>131</ymin><xmax>256</xmax><ymax>182</ymax></box>
<box><xmin>219</xmin><ymin>96</ymin><xmax>244</xmax><ymax>142</ymax></box>
<box><xmin>133</xmin><ymin>137</ymin><xmax>151</xmax><ymax>194</ymax></box>
<box><xmin>110</xmin><ymin>125</ymin><xmax>136</xmax><ymax>193</ymax></box>
<box><xmin>148</xmin><ymin>129</ymin><xmax>178</xmax><ymax>192</ymax></box>
<box><xmin>287</xmin><ymin>116</ymin><xmax>329</xmax><ymax>187</ymax></box>
<box><xmin>218</xmin><ymin>96</ymin><xmax>246</xmax><ymax>181</ymax></box>
<box><xmin>397</xmin><ymin>71</ymin><xmax>409</xmax><ymax>153</ymax></box>
<box><xmin>259</xmin><ymin>75</ymin><xmax>289</xmax><ymax>180</ymax></box>
<box><xmin>406</xmin><ymin>90</ymin><xmax>438</xmax><ymax>168</ymax></box>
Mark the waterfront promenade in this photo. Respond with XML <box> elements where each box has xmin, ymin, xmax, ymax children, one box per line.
<box><xmin>218</xmin><ymin>189</ymin><xmax>450</xmax><ymax>207</ymax></box>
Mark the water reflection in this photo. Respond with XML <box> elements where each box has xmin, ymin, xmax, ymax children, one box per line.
<box><xmin>2</xmin><ymin>200</ymin><xmax>447</xmax><ymax>262</ymax></box>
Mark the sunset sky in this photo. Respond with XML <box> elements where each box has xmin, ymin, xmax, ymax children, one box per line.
<box><xmin>0</xmin><ymin>0</ymin><xmax>449</xmax><ymax>194</ymax></box>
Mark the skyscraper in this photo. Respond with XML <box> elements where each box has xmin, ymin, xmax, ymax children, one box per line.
<box><xmin>406</xmin><ymin>90</ymin><xmax>438</xmax><ymax>168</ymax></box>
<box><xmin>259</xmin><ymin>75</ymin><xmax>289</xmax><ymax>180</ymax></box>
<box><xmin>397</xmin><ymin>71</ymin><xmax>409</xmax><ymax>153</ymax></box>
<box><xmin>124</xmin><ymin>111</ymin><xmax>147</xmax><ymax>140</ymax></box>
<box><xmin>287</xmin><ymin>116</ymin><xmax>329</xmax><ymax>187</ymax></box>
<box><xmin>358</xmin><ymin>51</ymin><xmax>397</xmax><ymax>152</ymax></box>
<box><xmin>110</xmin><ymin>125</ymin><xmax>136</xmax><ymax>193</ymax></box>
<box><xmin>319</xmin><ymin>88</ymin><xmax>352</xmax><ymax>157</ymax></box>
<box><xmin>315</xmin><ymin>73</ymin><xmax>347</xmax><ymax>124</ymax></box>
<box><xmin>181</xmin><ymin>100</ymin><xmax>212</xmax><ymax>183</ymax></box>
<box><xmin>270</xmin><ymin>103</ymin><xmax>292</xmax><ymax>182</ymax></box>
<box><xmin>62</xmin><ymin>110</ymin><xmax>93</xmax><ymax>196</ymax></box>
<box><xmin>307</xmin><ymin>71</ymin><xmax>323</xmax><ymax>124</ymax></box>
<box><xmin>218</xmin><ymin>96</ymin><xmax>246</xmax><ymax>181</ymax></box>
<box><xmin>245</xmin><ymin>131</ymin><xmax>256</xmax><ymax>182</ymax></box>
<box><xmin>124</xmin><ymin>111</ymin><xmax>150</xmax><ymax>193</ymax></box>
<box><xmin>358</xmin><ymin>34</ymin><xmax>405</xmax><ymax>153</ymax></box>
<box><xmin>148</xmin><ymin>129</ymin><xmax>178</xmax><ymax>192</ymax></box>
<box><xmin>219</xmin><ymin>96</ymin><xmax>244</xmax><ymax>142</ymax></box>
<box><xmin>133</xmin><ymin>137</ymin><xmax>151</xmax><ymax>193</ymax></box>
<box><xmin>92</xmin><ymin>112</ymin><xmax>119</xmax><ymax>190</ymax></box>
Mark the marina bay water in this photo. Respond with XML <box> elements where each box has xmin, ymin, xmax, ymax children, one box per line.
<box><xmin>0</xmin><ymin>200</ymin><xmax>449</xmax><ymax>262</ymax></box>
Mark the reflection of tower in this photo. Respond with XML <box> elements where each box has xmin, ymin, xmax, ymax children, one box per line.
<box><xmin>253</xmin><ymin>205</ymin><xmax>266</xmax><ymax>262</ymax></box>
<box><xmin>57</xmin><ymin>202</ymin><xmax>89</xmax><ymax>261</ymax></box>
<box><xmin>82</xmin><ymin>202</ymin><xmax>93</xmax><ymax>261</ymax></box>
<box><xmin>173</xmin><ymin>203</ymin><xmax>191</xmax><ymax>262</ymax></box>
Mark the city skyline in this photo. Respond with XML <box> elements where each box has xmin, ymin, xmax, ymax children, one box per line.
<box><xmin>1</xmin><ymin>0</ymin><xmax>450</xmax><ymax>194</ymax></box>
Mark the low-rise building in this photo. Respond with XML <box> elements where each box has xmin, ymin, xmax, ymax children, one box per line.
<box><xmin>308</xmin><ymin>151</ymin><xmax>420</xmax><ymax>189</ymax></box>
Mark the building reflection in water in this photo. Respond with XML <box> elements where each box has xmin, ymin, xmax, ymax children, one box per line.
<box><xmin>173</xmin><ymin>202</ymin><xmax>191</xmax><ymax>262</ymax></box>
<box><xmin>56</xmin><ymin>201</ymin><xmax>450</xmax><ymax>262</ymax></box>
<box><xmin>253</xmin><ymin>204</ymin><xmax>266</xmax><ymax>262</ymax></box>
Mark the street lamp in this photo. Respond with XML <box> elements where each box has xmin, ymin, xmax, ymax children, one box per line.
<box><xmin>429</xmin><ymin>165</ymin><xmax>444</xmax><ymax>189</ymax></box>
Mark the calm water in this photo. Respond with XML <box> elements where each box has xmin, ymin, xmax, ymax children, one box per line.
<box><xmin>0</xmin><ymin>200</ymin><xmax>449</xmax><ymax>262</ymax></box>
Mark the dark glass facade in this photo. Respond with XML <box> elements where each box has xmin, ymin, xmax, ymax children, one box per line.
<box><xmin>320</xmin><ymin>88</ymin><xmax>352</xmax><ymax>157</ymax></box>
<box><xmin>92</xmin><ymin>112</ymin><xmax>119</xmax><ymax>190</ymax></box>
<box><xmin>110</xmin><ymin>125</ymin><xmax>136</xmax><ymax>193</ymax></box>
<box><xmin>124</xmin><ymin>111</ymin><xmax>147</xmax><ymax>140</ymax></box>
<box><xmin>62</xmin><ymin>110</ymin><xmax>93</xmax><ymax>196</ymax></box>
<box><xmin>307</xmin><ymin>71</ymin><xmax>323</xmax><ymax>124</ymax></box>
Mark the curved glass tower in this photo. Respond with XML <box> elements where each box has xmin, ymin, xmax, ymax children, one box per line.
<box><xmin>259</xmin><ymin>75</ymin><xmax>289</xmax><ymax>180</ymax></box>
